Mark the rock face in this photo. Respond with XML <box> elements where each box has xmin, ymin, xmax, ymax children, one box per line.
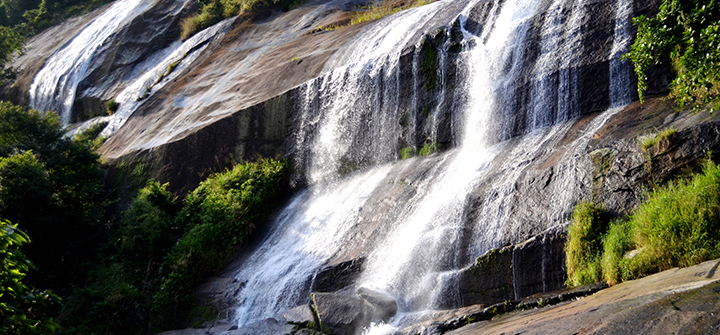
<box><xmin>74</xmin><ymin>0</ymin><xmax>196</xmax><ymax>120</ymax></box>
<box><xmin>445</xmin><ymin>258</ymin><xmax>720</xmax><ymax>335</ymax></box>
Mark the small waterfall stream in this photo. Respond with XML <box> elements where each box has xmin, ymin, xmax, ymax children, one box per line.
<box><xmin>28</xmin><ymin>0</ymin><xmax>149</xmax><ymax>124</ymax></box>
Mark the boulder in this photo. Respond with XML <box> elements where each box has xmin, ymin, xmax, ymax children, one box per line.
<box><xmin>282</xmin><ymin>304</ymin><xmax>315</xmax><ymax>324</ymax></box>
<box><xmin>511</xmin><ymin>229</ymin><xmax>567</xmax><ymax>299</ymax></box>
<box><xmin>311</xmin><ymin>292</ymin><xmax>371</xmax><ymax>335</ymax></box>
<box><xmin>220</xmin><ymin>318</ymin><xmax>293</xmax><ymax>335</ymax></box>
<box><xmin>456</xmin><ymin>246</ymin><xmax>514</xmax><ymax>306</ymax></box>
<box><xmin>313</xmin><ymin>257</ymin><xmax>366</xmax><ymax>293</ymax></box>
<box><xmin>356</xmin><ymin>287</ymin><xmax>398</xmax><ymax>322</ymax></box>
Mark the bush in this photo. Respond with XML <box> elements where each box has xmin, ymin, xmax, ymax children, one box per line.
<box><xmin>63</xmin><ymin>159</ymin><xmax>290</xmax><ymax>332</ymax></box>
<box><xmin>418</xmin><ymin>142</ymin><xmax>440</xmax><ymax>156</ymax></box>
<box><xmin>154</xmin><ymin>159</ymin><xmax>289</xmax><ymax>318</ymax></box>
<box><xmin>0</xmin><ymin>220</ymin><xmax>60</xmax><ymax>334</ymax></box>
<box><xmin>0</xmin><ymin>102</ymin><xmax>105</xmax><ymax>290</ymax></box>
<box><xmin>182</xmin><ymin>0</ymin><xmax>304</xmax><ymax>40</ymax></box>
<box><xmin>567</xmin><ymin>156</ymin><xmax>720</xmax><ymax>287</ymax></box>
<box><xmin>565</xmin><ymin>201</ymin><xmax>609</xmax><ymax>287</ymax></box>
<box><xmin>626</xmin><ymin>0</ymin><xmax>720</xmax><ymax>111</ymax></box>
<box><xmin>399</xmin><ymin>147</ymin><xmax>416</xmax><ymax>159</ymax></box>
<box><xmin>105</xmin><ymin>98</ymin><xmax>119</xmax><ymax>114</ymax></box>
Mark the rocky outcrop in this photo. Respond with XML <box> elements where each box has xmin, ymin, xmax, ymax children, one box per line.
<box><xmin>74</xmin><ymin>0</ymin><xmax>197</xmax><ymax>120</ymax></box>
<box><xmin>444</xmin><ymin>258</ymin><xmax>720</xmax><ymax>335</ymax></box>
<box><xmin>1</xmin><ymin>5</ymin><xmax>110</xmax><ymax>106</ymax></box>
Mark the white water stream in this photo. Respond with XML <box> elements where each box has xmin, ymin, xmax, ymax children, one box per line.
<box><xmin>228</xmin><ymin>0</ymin><xmax>636</xmax><ymax>332</ymax></box>
<box><xmin>28</xmin><ymin>0</ymin><xmax>149</xmax><ymax>125</ymax></box>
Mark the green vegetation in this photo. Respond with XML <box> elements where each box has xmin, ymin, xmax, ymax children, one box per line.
<box><xmin>639</xmin><ymin>127</ymin><xmax>677</xmax><ymax>151</ymax></box>
<box><xmin>0</xmin><ymin>100</ymin><xmax>290</xmax><ymax>332</ymax></box>
<box><xmin>0</xmin><ymin>25</ymin><xmax>23</xmax><ymax>85</ymax></box>
<box><xmin>418</xmin><ymin>141</ymin><xmax>440</xmax><ymax>156</ymax></box>
<box><xmin>315</xmin><ymin>0</ymin><xmax>434</xmax><ymax>31</ymax></box>
<box><xmin>470</xmin><ymin>247</ymin><xmax>510</xmax><ymax>275</ymax></box>
<box><xmin>349</xmin><ymin>0</ymin><xmax>433</xmax><ymax>26</ymax></box>
<box><xmin>626</xmin><ymin>0</ymin><xmax>720</xmax><ymax>112</ymax></box>
<box><xmin>105</xmin><ymin>97</ymin><xmax>118</xmax><ymax>114</ymax></box>
<box><xmin>63</xmin><ymin>159</ymin><xmax>290</xmax><ymax>333</ymax></box>
<box><xmin>565</xmin><ymin>201</ymin><xmax>609</xmax><ymax>287</ymax></box>
<box><xmin>421</xmin><ymin>39</ymin><xmax>438</xmax><ymax>92</ymax></box>
<box><xmin>181</xmin><ymin>0</ymin><xmax>302</xmax><ymax>40</ymax></box>
<box><xmin>399</xmin><ymin>146</ymin><xmax>416</xmax><ymax>159</ymax></box>
<box><xmin>0</xmin><ymin>102</ymin><xmax>105</xmax><ymax>290</ymax></box>
<box><xmin>566</xmin><ymin>157</ymin><xmax>720</xmax><ymax>287</ymax></box>
<box><xmin>0</xmin><ymin>220</ymin><xmax>60</xmax><ymax>334</ymax></box>
<box><xmin>2</xmin><ymin>0</ymin><xmax>115</xmax><ymax>37</ymax></box>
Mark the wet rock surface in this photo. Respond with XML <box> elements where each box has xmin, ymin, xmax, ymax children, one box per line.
<box><xmin>445</xmin><ymin>258</ymin><xmax>720</xmax><ymax>335</ymax></box>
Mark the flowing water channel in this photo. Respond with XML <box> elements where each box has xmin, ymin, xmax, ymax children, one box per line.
<box><xmin>229</xmin><ymin>0</ymin><xmax>636</xmax><ymax>332</ymax></box>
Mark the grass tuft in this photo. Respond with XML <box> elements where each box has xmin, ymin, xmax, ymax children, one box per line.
<box><xmin>565</xmin><ymin>201</ymin><xmax>609</xmax><ymax>287</ymax></box>
<box><xmin>567</xmin><ymin>155</ymin><xmax>720</xmax><ymax>287</ymax></box>
<box><xmin>399</xmin><ymin>147</ymin><xmax>416</xmax><ymax>159</ymax></box>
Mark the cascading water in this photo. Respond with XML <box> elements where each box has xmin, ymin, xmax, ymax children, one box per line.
<box><xmin>28</xmin><ymin>0</ymin><xmax>149</xmax><ymax>124</ymax></box>
<box><xmin>229</xmin><ymin>0</ymin><xmax>639</xmax><ymax>332</ymax></box>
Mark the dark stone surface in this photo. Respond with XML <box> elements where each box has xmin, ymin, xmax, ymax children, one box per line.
<box><xmin>457</xmin><ymin>246</ymin><xmax>514</xmax><ymax>307</ymax></box>
<box><xmin>282</xmin><ymin>304</ymin><xmax>315</xmax><ymax>324</ymax></box>
<box><xmin>221</xmin><ymin>318</ymin><xmax>294</xmax><ymax>335</ymax></box>
<box><xmin>511</xmin><ymin>228</ymin><xmax>567</xmax><ymax>300</ymax></box>
<box><xmin>312</xmin><ymin>292</ymin><xmax>371</xmax><ymax>335</ymax></box>
<box><xmin>313</xmin><ymin>257</ymin><xmax>366</xmax><ymax>293</ymax></box>
<box><xmin>357</xmin><ymin>287</ymin><xmax>398</xmax><ymax>322</ymax></box>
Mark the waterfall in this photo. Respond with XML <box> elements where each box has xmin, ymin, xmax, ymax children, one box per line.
<box><xmin>229</xmin><ymin>0</ymin><xmax>640</xmax><ymax>331</ymax></box>
<box><xmin>28</xmin><ymin>0</ymin><xmax>149</xmax><ymax>124</ymax></box>
<box><xmin>609</xmin><ymin>0</ymin><xmax>635</xmax><ymax>106</ymax></box>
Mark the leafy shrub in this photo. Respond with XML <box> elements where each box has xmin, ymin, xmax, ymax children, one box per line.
<box><xmin>567</xmin><ymin>156</ymin><xmax>720</xmax><ymax>287</ymax></box>
<box><xmin>418</xmin><ymin>142</ymin><xmax>440</xmax><ymax>156</ymax></box>
<box><xmin>0</xmin><ymin>220</ymin><xmax>60</xmax><ymax>334</ymax></box>
<box><xmin>0</xmin><ymin>102</ymin><xmax>105</xmax><ymax>290</ymax></box>
<box><xmin>350</xmin><ymin>0</ymin><xmax>434</xmax><ymax>26</ymax></box>
<box><xmin>0</xmin><ymin>25</ymin><xmax>24</xmax><ymax>85</ymax></box>
<box><xmin>153</xmin><ymin>159</ymin><xmax>289</xmax><ymax>318</ymax></box>
<box><xmin>639</xmin><ymin>127</ymin><xmax>676</xmax><ymax>151</ymax></box>
<box><xmin>63</xmin><ymin>159</ymin><xmax>290</xmax><ymax>332</ymax></box>
<box><xmin>399</xmin><ymin>147</ymin><xmax>416</xmax><ymax>159</ymax></box>
<box><xmin>626</xmin><ymin>0</ymin><xmax>720</xmax><ymax>111</ymax></box>
<box><xmin>182</xmin><ymin>0</ymin><xmax>302</xmax><ymax>40</ymax></box>
<box><xmin>105</xmin><ymin>98</ymin><xmax>119</xmax><ymax>114</ymax></box>
<box><xmin>565</xmin><ymin>201</ymin><xmax>609</xmax><ymax>287</ymax></box>
<box><xmin>600</xmin><ymin>220</ymin><xmax>632</xmax><ymax>285</ymax></box>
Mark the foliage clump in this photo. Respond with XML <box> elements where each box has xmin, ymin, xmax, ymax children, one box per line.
<box><xmin>418</xmin><ymin>141</ymin><xmax>440</xmax><ymax>156</ymax></box>
<box><xmin>64</xmin><ymin>159</ymin><xmax>290</xmax><ymax>333</ymax></box>
<box><xmin>0</xmin><ymin>101</ymin><xmax>105</xmax><ymax>290</ymax></box>
<box><xmin>105</xmin><ymin>98</ymin><xmax>118</xmax><ymax>115</ymax></box>
<box><xmin>180</xmin><ymin>0</ymin><xmax>302</xmax><ymax>40</ymax></box>
<box><xmin>565</xmin><ymin>201</ymin><xmax>609</xmax><ymax>287</ymax></box>
<box><xmin>626</xmin><ymin>0</ymin><xmax>720</xmax><ymax>111</ymax></box>
<box><xmin>566</xmin><ymin>157</ymin><xmax>720</xmax><ymax>287</ymax></box>
<box><xmin>399</xmin><ymin>146</ymin><xmax>416</xmax><ymax>159</ymax></box>
<box><xmin>2</xmin><ymin>0</ymin><xmax>115</xmax><ymax>37</ymax></box>
<box><xmin>0</xmin><ymin>220</ymin><xmax>60</xmax><ymax>334</ymax></box>
<box><xmin>639</xmin><ymin>126</ymin><xmax>677</xmax><ymax>151</ymax></box>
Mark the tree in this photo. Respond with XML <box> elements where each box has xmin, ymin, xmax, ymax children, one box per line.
<box><xmin>626</xmin><ymin>0</ymin><xmax>720</xmax><ymax>111</ymax></box>
<box><xmin>0</xmin><ymin>102</ymin><xmax>105</xmax><ymax>289</ymax></box>
<box><xmin>0</xmin><ymin>25</ymin><xmax>24</xmax><ymax>85</ymax></box>
<box><xmin>0</xmin><ymin>220</ymin><xmax>60</xmax><ymax>334</ymax></box>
